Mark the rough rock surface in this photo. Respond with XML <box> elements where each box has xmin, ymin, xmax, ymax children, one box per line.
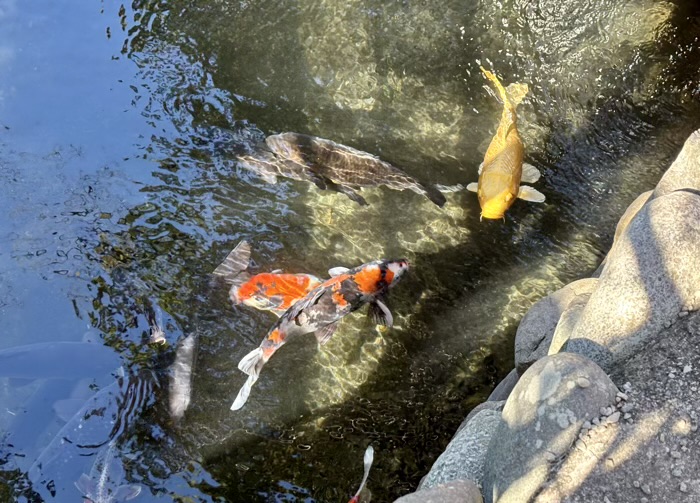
<box><xmin>549</xmin><ymin>293</ymin><xmax>592</xmax><ymax>355</ymax></box>
<box><xmin>565</xmin><ymin>191</ymin><xmax>700</xmax><ymax>373</ymax></box>
<box><xmin>535</xmin><ymin>311</ymin><xmax>700</xmax><ymax>502</ymax></box>
<box><xmin>460</xmin><ymin>400</ymin><xmax>505</xmax><ymax>433</ymax></box>
<box><xmin>422</xmin><ymin>408</ymin><xmax>502</xmax><ymax>489</ymax></box>
<box><xmin>482</xmin><ymin>353</ymin><xmax>618</xmax><ymax>503</ymax></box>
<box><xmin>395</xmin><ymin>479</ymin><xmax>484</xmax><ymax>503</ymax></box>
<box><xmin>514</xmin><ymin>279</ymin><xmax>598</xmax><ymax>374</ymax></box>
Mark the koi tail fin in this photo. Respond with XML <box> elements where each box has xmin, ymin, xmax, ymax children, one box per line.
<box><xmin>237</xmin><ymin>347</ymin><xmax>266</xmax><ymax>377</ymax></box>
<box><xmin>212</xmin><ymin>240</ymin><xmax>252</xmax><ymax>284</ymax></box>
<box><xmin>231</xmin><ymin>374</ymin><xmax>258</xmax><ymax>410</ymax></box>
<box><xmin>479</xmin><ymin>66</ymin><xmax>528</xmax><ymax>110</ymax></box>
<box><xmin>350</xmin><ymin>445</ymin><xmax>375</xmax><ymax>503</ymax></box>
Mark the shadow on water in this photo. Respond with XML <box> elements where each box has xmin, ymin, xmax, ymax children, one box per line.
<box><xmin>2</xmin><ymin>0</ymin><xmax>700</xmax><ymax>501</ymax></box>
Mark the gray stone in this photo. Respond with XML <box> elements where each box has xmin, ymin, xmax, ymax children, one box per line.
<box><xmin>652</xmin><ymin>128</ymin><xmax>700</xmax><ymax>199</ymax></box>
<box><xmin>536</xmin><ymin>311</ymin><xmax>700</xmax><ymax>503</ymax></box>
<box><xmin>482</xmin><ymin>353</ymin><xmax>617</xmax><ymax>503</ymax></box>
<box><xmin>394</xmin><ymin>479</ymin><xmax>483</xmax><ymax>503</ymax></box>
<box><xmin>565</xmin><ymin>191</ymin><xmax>700</xmax><ymax>373</ymax></box>
<box><xmin>514</xmin><ymin>278</ymin><xmax>599</xmax><ymax>374</ymax></box>
<box><xmin>487</xmin><ymin>369</ymin><xmax>520</xmax><ymax>402</ymax></box>
<box><xmin>549</xmin><ymin>291</ymin><xmax>592</xmax><ymax>356</ymax></box>
<box><xmin>422</xmin><ymin>409</ymin><xmax>502</xmax><ymax>489</ymax></box>
<box><xmin>460</xmin><ymin>401</ymin><xmax>505</xmax><ymax>433</ymax></box>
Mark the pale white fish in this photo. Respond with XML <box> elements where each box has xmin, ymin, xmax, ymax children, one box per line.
<box><xmin>168</xmin><ymin>334</ymin><xmax>198</xmax><ymax>422</ymax></box>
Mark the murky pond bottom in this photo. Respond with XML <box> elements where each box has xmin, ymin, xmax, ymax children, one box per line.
<box><xmin>1</xmin><ymin>0</ymin><xmax>700</xmax><ymax>501</ymax></box>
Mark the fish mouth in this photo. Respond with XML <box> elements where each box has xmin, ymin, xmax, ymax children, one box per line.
<box><xmin>480</xmin><ymin>210</ymin><xmax>505</xmax><ymax>220</ymax></box>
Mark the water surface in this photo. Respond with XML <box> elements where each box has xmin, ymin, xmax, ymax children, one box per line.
<box><xmin>1</xmin><ymin>0</ymin><xmax>700</xmax><ymax>501</ymax></box>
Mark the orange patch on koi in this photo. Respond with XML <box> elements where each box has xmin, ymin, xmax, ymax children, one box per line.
<box><xmin>332</xmin><ymin>290</ymin><xmax>349</xmax><ymax>307</ymax></box>
<box><xmin>353</xmin><ymin>265</ymin><xmax>381</xmax><ymax>294</ymax></box>
<box><xmin>267</xmin><ymin>329</ymin><xmax>285</xmax><ymax>345</ymax></box>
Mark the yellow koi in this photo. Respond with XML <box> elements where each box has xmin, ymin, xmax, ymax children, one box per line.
<box><xmin>467</xmin><ymin>67</ymin><xmax>545</xmax><ymax>219</ymax></box>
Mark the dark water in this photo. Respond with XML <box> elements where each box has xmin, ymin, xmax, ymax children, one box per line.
<box><xmin>1</xmin><ymin>0</ymin><xmax>700</xmax><ymax>501</ymax></box>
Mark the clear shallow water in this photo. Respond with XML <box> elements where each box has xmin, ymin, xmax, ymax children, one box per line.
<box><xmin>1</xmin><ymin>0</ymin><xmax>700</xmax><ymax>501</ymax></box>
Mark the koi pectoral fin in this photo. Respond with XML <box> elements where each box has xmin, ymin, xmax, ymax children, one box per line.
<box><xmin>517</xmin><ymin>185</ymin><xmax>546</xmax><ymax>203</ymax></box>
<box><xmin>315</xmin><ymin>322</ymin><xmax>339</xmax><ymax>345</ymax></box>
<box><xmin>212</xmin><ymin>240</ymin><xmax>252</xmax><ymax>283</ymax></box>
<box><xmin>114</xmin><ymin>484</ymin><xmax>142</xmax><ymax>501</ymax></box>
<box><xmin>521</xmin><ymin>163</ymin><xmax>541</xmax><ymax>184</ymax></box>
<box><xmin>231</xmin><ymin>374</ymin><xmax>258</xmax><ymax>411</ymax></box>
<box><xmin>368</xmin><ymin>299</ymin><xmax>393</xmax><ymax>327</ymax></box>
<box><xmin>466</xmin><ymin>182</ymin><xmax>479</xmax><ymax>193</ymax></box>
<box><xmin>328</xmin><ymin>266</ymin><xmax>350</xmax><ymax>277</ymax></box>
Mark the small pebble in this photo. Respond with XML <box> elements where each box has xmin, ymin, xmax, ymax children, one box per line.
<box><xmin>576</xmin><ymin>377</ymin><xmax>591</xmax><ymax>388</ymax></box>
<box><xmin>633</xmin><ymin>480</ymin><xmax>641</xmax><ymax>488</ymax></box>
<box><xmin>624</xmin><ymin>413</ymin><xmax>632</xmax><ymax>420</ymax></box>
<box><xmin>604</xmin><ymin>497</ymin><xmax>612</xmax><ymax>503</ymax></box>
<box><xmin>617</xmin><ymin>392</ymin><xmax>629</xmax><ymax>401</ymax></box>
<box><xmin>641</xmin><ymin>499</ymin><xmax>648</xmax><ymax>503</ymax></box>
<box><xmin>660</xmin><ymin>433</ymin><xmax>666</xmax><ymax>443</ymax></box>
<box><xmin>669</xmin><ymin>372</ymin><xmax>676</xmax><ymax>379</ymax></box>
<box><xmin>622</xmin><ymin>403</ymin><xmax>633</xmax><ymax>413</ymax></box>
<box><xmin>623</xmin><ymin>382</ymin><xmax>632</xmax><ymax>391</ymax></box>
<box><xmin>582</xmin><ymin>420</ymin><xmax>592</xmax><ymax>430</ymax></box>
<box><xmin>671</xmin><ymin>451</ymin><xmax>681</xmax><ymax>459</ymax></box>
<box><xmin>607</xmin><ymin>411</ymin><xmax>621</xmax><ymax>423</ymax></box>
<box><xmin>683</xmin><ymin>364</ymin><xmax>692</xmax><ymax>373</ymax></box>
<box><xmin>672</xmin><ymin>468</ymin><xmax>682</xmax><ymax>477</ymax></box>
<box><xmin>544</xmin><ymin>451</ymin><xmax>556</xmax><ymax>462</ymax></box>
<box><xmin>679</xmin><ymin>310</ymin><xmax>689</xmax><ymax>318</ymax></box>
<box><xmin>680</xmin><ymin>482</ymin><xmax>688</xmax><ymax>493</ymax></box>
<box><xmin>593</xmin><ymin>417</ymin><xmax>601</xmax><ymax>425</ymax></box>
<box><xmin>606</xmin><ymin>458</ymin><xmax>614</xmax><ymax>468</ymax></box>
<box><xmin>641</xmin><ymin>484</ymin><xmax>651</xmax><ymax>495</ymax></box>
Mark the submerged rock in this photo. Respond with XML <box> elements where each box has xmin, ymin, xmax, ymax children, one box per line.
<box><xmin>514</xmin><ymin>279</ymin><xmax>598</xmax><ymax>374</ymax></box>
<box><xmin>482</xmin><ymin>352</ymin><xmax>617</xmax><ymax>503</ymax></box>
<box><xmin>565</xmin><ymin>190</ymin><xmax>700</xmax><ymax>372</ymax></box>
<box><xmin>421</xmin><ymin>407</ymin><xmax>502</xmax><ymax>489</ymax></box>
<box><xmin>395</xmin><ymin>479</ymin><xmax>483</xmax><ymax>503</ymax></box>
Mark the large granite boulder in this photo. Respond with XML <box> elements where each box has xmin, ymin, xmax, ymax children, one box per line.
<box><xmin>395</xmin><ymin>479</ymin><xmax>483</xmax><ymax>503</ymax></box>
<box><xmin>536</xmin><ymin>310</ymin><xmax>700</xmax><ymax>502</ymax></box>
<box><xmin>651</xmin><ymin>129</ymin><xmax>700</xmax><ymax>198</ymax></box>
<box><xmin>514</xmin><ymin>279</ymin><xmax>598</xmax><ymax>374</ymax></box>
<box><xmin>482</xmin><ymin>352</ymin><xmax>618</xmax><ymax>503</ymax></box>
<box><xmin>421</xmin><ymin>407</ymin><xmax>502</xmax><ymax>489</ymax></box>
<box><xmin>565</xmin><ymin>190</ymin><xmax>700</xmax><ymax>373</ymax></box>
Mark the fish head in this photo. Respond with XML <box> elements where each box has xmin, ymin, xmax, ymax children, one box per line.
<box><xmin>478</xmin><ymin>185</ymin><xmax>516</xmax><ymax>220</ymax></box>
<box><xmin>385</xmin><ymin>259</ymin><xmax>409</xmax><ymax>287</ymax></box>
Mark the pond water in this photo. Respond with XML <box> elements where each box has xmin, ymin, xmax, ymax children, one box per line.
<box><xmin>1</xmin><ymin>0</ymin><xmax>700</xmax><ymax>501</ymax></box>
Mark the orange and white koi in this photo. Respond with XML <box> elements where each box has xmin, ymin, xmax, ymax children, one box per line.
<box><xmin>466</xmin><ymin>67</ymin><xmax>545</xmax><ymax>219</ymax></box>
<box><xmin>212</xmin><ymin>240</ymin><xmax>322</xmax><ymax>315</ymax></box>
<box><xmin>231</xmin><ymin>258</ymin><xmax>409</xmax><ymax>410</ymax></box>
<box><xmin>349</xmin><ymin>445</ymin><xmax>374</xmax><ymax>503</ymax></box>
